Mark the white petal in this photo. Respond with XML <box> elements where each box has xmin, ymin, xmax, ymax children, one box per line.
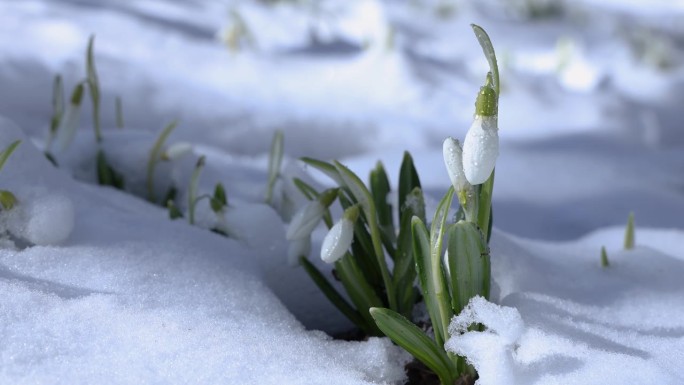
<box><xmin>287</xmin><ymin>236</ymin><xmax>311</xmax><ymax>267</ymax></box>
<box><xmin>462</xmin><ymin>115</ymin><xmax>499</xmax><ymax>185</ymax></box>
<box><xmin>163</xmin><ymin>142</ymin><xmax>193</xmax><ymax>160</ymax></box>
<box><xmin>320</xmin><ymin>219</ymin><xmax>354</xmax><ymax>264</ymax></box>
<box><xmin>286</xmin><ymin>201</ymin><xmax>325</xmax><ymax>240</ymax></box>
<box><xmin>442</xmin><ymin>137</ymin><xmax>469</xmax><ymax>192</ymax></box>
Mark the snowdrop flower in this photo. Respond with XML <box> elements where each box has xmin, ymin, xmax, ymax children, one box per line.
<box><xmin>321</xmin><ymin>205</ymin><xmax>359</xmax><ymax>264</ymax></box>
<box><xmin>287</xmin><ymin>236</ymin><xmax>311</xmax><ymax>267</ymax></box>
<box><xmin>162</xmin><ymin>142</ymin><xmax>193</xmax><ymax>161</ymax></box>
<box><xmin>286</xmin><ymin>188</ymin><xmax>337</xmax><ymax>241</ymax></box>
<box><xmin>54</xmin><ymin>83</ymin><xmax>85</xmax><ymax>153</ymax></box>
<box><xmin>462</xmin><ymin>83</ymin><xmax>499</xmax><ymax>185</ymax></box>
<box><xmin>443</xmin><ymin>138</ymin><xmax>472</xmax><ymax>197</ymax></box>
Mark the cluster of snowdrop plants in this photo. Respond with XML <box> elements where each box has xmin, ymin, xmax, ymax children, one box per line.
<box><xmin>46</xmin><ymin>36</ymin><xmax>124</xmax><ymax>189</ymax></box>
<box><xmin>0</xmin><ymin>141</ymin><xmax>21</xmax><ymax>210</ymax></box>
<box><xmin>287</xmin><ymin>24</ymin><xmax>500</xmax><ymax>383</ymax></box>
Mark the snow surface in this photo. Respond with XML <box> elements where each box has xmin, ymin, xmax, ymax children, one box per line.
<box><xmin>1</xmin><ymin>0</ymin><xmax>684</xmax><ymax>384</ymax></box>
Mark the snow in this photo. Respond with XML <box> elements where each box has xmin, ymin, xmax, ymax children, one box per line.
<box><xmin>1</xmin><ymin>0</ymin><xmax>684</xmax><ymax>384</ymax></box>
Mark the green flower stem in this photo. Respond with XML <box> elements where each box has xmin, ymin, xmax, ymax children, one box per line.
<box><xmin>146</xmin><ymin>121</ymin><xmax>178</xmax><ymax>203</ymax></box>
<box><xmin>477</xmin><ymin>169</ymin><xmax>495</xmax><ymax>243</ymax></box>
<box><xmin>188</xmin><ymin>156</ymin><xmax>205</xmax><ymax>225</ymax></box>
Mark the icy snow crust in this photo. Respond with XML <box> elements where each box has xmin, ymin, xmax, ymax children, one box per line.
<box><xmin>1</xmin><ymin>0</ymin><xmax>684</xmax><ymax>384</ymax></box>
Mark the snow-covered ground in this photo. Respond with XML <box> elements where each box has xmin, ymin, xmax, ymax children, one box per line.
<box><xmin>1</xmin><ymin>0</ymin><xmax>684</xmax><ymax>384</ymax></box>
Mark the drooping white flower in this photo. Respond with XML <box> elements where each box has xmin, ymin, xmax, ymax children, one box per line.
<box><xmin>286</xmin><ymin>201</ymin><xmax>325</xmax><ymax>240</ymax></box>
<box><xmin>462</xmin><ymin>115</ymin><xmax>499</xmax><ymax>185</ymax></box>
<box><xmin>54</xmin><ymin>84</ymin><xmax>85</xmax><ymax>154</ymax></box>
<box><xmin>320</xmin><ymin>205</ymin><xmax>359</xmax><ymax>264</ymax></box>
<box><xmin>285</xmin><ymin>188</ymin><xmax>338</xmax><ymax>241</ymax></box>
<box><xmin>287</xmin><ymin>236</ymin><xmax>311</xmax><ymax>267</ymax></box>
<box><xmin>442</xmin><ymin>137</ymin><xmax>469</xmax><ymax>193</ymax></box>
<box><xmin>162</xmin><ymin>142</ymin><xmax>193</xmax><ymax>161</ymax></box>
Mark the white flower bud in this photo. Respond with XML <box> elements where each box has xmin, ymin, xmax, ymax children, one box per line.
<box><xmin>321</xmin><ymin>217</ymin><xmax>354</xmax><ymax>264</ymax></box>
<box><xmin>162</xmin><ymin>142</ymin><xmax>193</xmax><ymax>161</ymax></box>
<box><xmin>462</xmin><ymin>115</ymin><xmax>499</xmax><ymax>185</ymax></box>
<box><xmin>442</xmin><ymin>137</ymin><xmax>470</xmax><ymax>193</ymax></box>
<box><xmin>286</xmin><ymin>201</ymin><xmax>325</xmax><ymax>240</ymax></box>
<box><xmin>287</xmin><ymin>236</ymin><xmax>311</xmax><ymax>267</ymax></box>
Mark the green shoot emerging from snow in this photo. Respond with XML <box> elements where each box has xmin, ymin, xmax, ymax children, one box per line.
<box><xmin>265</xmin><ymin>130</ymin><xmax>284</xmax><ymax>205</ymax></box>
<box><xmin>0</xmin><ymin>141</ymin><xmax>21</xmax><ymax>210</ymax></box>
<box><xmin>147</xmin><ymin>121</ymin><xmax>179</xmax><ymax>203</ymax></box>
<box><xmin>624</xmin><ymin>212</ymin><xmax>635</xmax><ymax>250</ymax></box>
<box><xmin>601</xmin><ymin>246</ymin><xmax>610</xmax><ymax>267</ymax></box>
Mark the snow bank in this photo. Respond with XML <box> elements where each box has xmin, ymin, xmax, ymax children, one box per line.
<box><xmin>0</xmin><ymin>121</ymin><xmax>409</xmax><ymax>384</ymax></box>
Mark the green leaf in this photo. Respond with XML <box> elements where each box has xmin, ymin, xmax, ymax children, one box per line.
<box><xmin>477</xmin><ymin>169</ymin><xmax>495</xmax><ymax>244</ymax></box>
<box><xmin>300</xmin><ymin>157</ymin><xmax>343</xmax><ymax>185</ymax></box>
<box><xmin>370</xmin><ymin>161</ymin><xmax>396</xmax><ymax>250</ymax></box>
<box><xmin>211</xmin><ymin>183</ymin><xmax>227</xmax><ymax>212</ymax></box>
<box><xmin>266</xmin><ymin>130</ymin><xmax>284</xmax><ymax>204</ymax></box>
<box><xmin>471</xmin><ymin>24</ymin><xmax>499</xmax><ymax>96</ymax></box>
<box><xmin>398</xmin><ymin>151</ymin><xmax>422</xmax><ymax>224</ymax></box>
<box><xmin>600</xmin><ymin>246</ymin><xmax>609</xmax><ymax>268</ymax></box>
<box><xmin>96</xmin><ymin>149</ymin><xmax>124</xmax><ymax>189</ymax></box>
<box><xmin>167</xmin><ymin>199</ymin><xmax>183</xmax><ymax>220</ymax></box>
<box><xmin>147</xmin><ymin>121</ymin><xmax>179</xmax><ymax>203</ymax></box>
<box><xmin>370</xmin><ymin>307</ymin><xmax>456</xmax><ymax>385</ymax></box>
<box><xmin>334</xmin><ymin>160</ymin><xmax>396</xmax><ymax>311</ymax></box>
<box><xmin>292</xmin><ymin>177</ymin><xmax>319</xmax><ymax>200</ymax></box>
<box><xmin>0</xmin><ymin>190</ymin><xmax>17</xmax><ymax>210</ymax></box>
<box><xmin>393</xmin><ymin>187</ymin><xmax>424</xmax><ymax>317</ymax></box>
<box><xmin>86</xmin><ymin>35</ymin><xmax>101</xmax><ymax>142</ymax></box>
<box><xmin>50</xmin><ymin>75</ymin><xmax>64</xmax><ymax>135</ymax></box>
<box><xmin>0</xmin><ymin>140</ymin><xmax>21</xmax><ymax>173</ymax></box>
<box><xmin>624</xmin><ymin>212</ymin><xmax>635</xmax><ymax>250</ymax></box>
<box><xmin>446</xmin><ymin>221</ymin><xmax>489</xmax><ymax>314</ymax></box>
<box><xmin>336</xmin><ymin>253</ymin><xmax>384</xmax><ymax>336</ymax></box>
<box><xmin>412</xmin><ymin>213</ymin><xmax>453</xmax><ymax>349</ymax></box>
<box><xmin>299</xmin><ymin>256</ymin><xmax>367</xmax><ymax>330</ymax></box>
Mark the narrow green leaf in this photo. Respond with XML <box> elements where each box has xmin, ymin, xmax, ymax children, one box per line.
<box><xmin>300</xmin><ymin>157</ymin><xmax>343</xmax><ymax>185</ymax></box>
<box><xmin>334</xmin><ymin>160</ymin><xmax>396</xmax><ymax>311</ymax></box>
<box><xmin>446</xmin><ymin>221</ymin><xmax>489</xmax><ymax>314</ymax></box>
<box><xmin>292</xmin><ymin>177</ymin><xmax>318</xmax><ymax>200</ymax></box>
<box><xmin>398</xmin><ymin>151</ymin><xmax>422</xmax><ymax>223</ymax></box>
<box><xmin>600</xmin><ymin>246</ymin><xmax>609</xmax><ymax>267</ymax></box>
<box><xmin>471</xmin><ymin>24</ymin><xmax>499</xmax><ymax>96</ymax></box>
<box><xmin>0</xmin><ymin>141</ymin><xmax>21</xmax><ymax>172</ymax></box>
<box><xmin>86</xmin><ymin>35</ymin><xmax>101</xmax><ymax>142</ymax></box>
<box><xmin>413</xmin><ymin>213</ymin><xmax>453</xmax><ymax>349</ymax></box>
<box><xmin>393</xmin><ymin>187</ymin><xmax>424</xmax><ymax>317</ymax></box>
<box><xmin>370</xmin><ymin>307</ymin><xmax>456</xmax><ymax>385</ymax></box>
<box><xmin>167</xmin><ymin>199</ymin><xmax>183</xmax><ymax>220</ymax></box>
<box><xmin>624</xmin><ymin>212</ymin><xmax>635</xmax><ymax>250</ymax></box>
<box><xmin>266</xmin><ymin>130</ymin><xmax>284</xmax><ymax>204</ymax></box>
<box><xmin>336</xmin><ymin>253</ymin><xmax>384</xmax><ymax>336</ymax></box>
<box><xmin>0</xmin><ymin>190</ymin><xmax>17</xmax><ymax>210</ymax></box>
<box><xmin>96</xmin><ymin>149</ymin><xmax>112</xmax><ymax>186</ymax></box>
<box><xmin>147</xmin><ymin>121</ymin><xmax>179</xmax><ymax>203</ymax></box>
<box><xmin>50</xmin><ymin>75</ymin><xmax>65</xmax><ymax>135</ymax></box>
<box><xmin>211</xmin><ymin>183</ymin><xmax>227</xmax><ymax>212</ymax></box>
<box><xmin>299</xmin><ymin>256</ymin><xmax>367</xmax><ymax>330</ymax></box>
<box><xmin>370</xmin><ymin>161</ymin><xmax>396</xmax><ymax>249</ymax></box>
<box><xmin>477</xmin><ymin>168</ymin><xmax>495</xmax><ymax>244</ymax></box>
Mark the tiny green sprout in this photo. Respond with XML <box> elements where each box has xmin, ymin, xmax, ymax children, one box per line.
<box><xmin>147</xmin><ymin>121</ymin><xmax>179</xmax><ymax>203</ymax></box>
<box><xmin>601</xmin><ymin>246</ymin><xmax>610</xmax><ymax>267</ymax></box>
<box><xmin>49</xmin><ymin>74</ymin><xmax>65</xmax><ymax>140</ymax></box>
<box><xmin>167</xmin><ymin>199</ymin><xmax>183</xmax><ymax>220</ymax></box>
<box><xmin>86</xmin><ymin>35</ymin><xmax>102</xmax><ymax>143</ymax></box>
<box><xmin>211</xmin><ymin>183</ymin><xmax>227</xmax><ymax>213</ymax></box>
<box><xmin>187</xmin><ymin>156</ymin><xmax>206</xmax><ymax>225</ymax></box>
<box><xmin>624</xmin><ymin>212</ymin><xmax>635</xmax><ymax>250</ymax></box>
<box><xmin>265</xmin><ymin>130</ymin><xmax>284</xmax><ymax>205</ymax></box>
<box><xmin>0</xmin><ymin>140</ymin><xmax>21</xmax><ymax>210</ymax></box>
<box><xmin>115</xmin><ymin>96</ymin><xmax>124</xmax><ymax>129</ymax></box>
